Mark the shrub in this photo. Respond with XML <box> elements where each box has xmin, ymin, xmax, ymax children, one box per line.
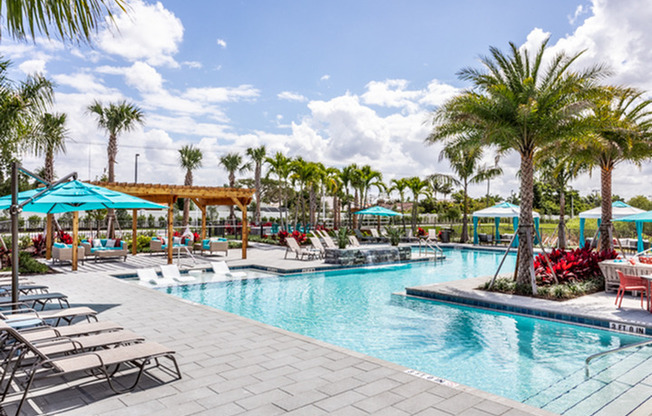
<box><xmin>57</xmin><ymin>230</ymin><xmax>72</xmax><ymax>245</ymax></box>
<box><xmin>32</xmin><ymin>234</ymin><xmax>46</xmax><ymax>256</ymax></box>
<box><xmin>534</xmin><ymin>247</ymin><xmax>617</xmax><ymax>284</ymax></box>
<box><xmin>18</xmin><ymin>251</ymin><xmax>49</xmax><ymax>274</ymax></box>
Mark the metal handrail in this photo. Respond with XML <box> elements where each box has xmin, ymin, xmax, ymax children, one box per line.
<box><xmin>585</xmin><ymin>338</ymin><xmax>652</xmax><ymax>377</ymax></box>
<box><xmin>418</xmin><ymin>238</ymin><xmax>443</xmax><ymax>261</ymax></box>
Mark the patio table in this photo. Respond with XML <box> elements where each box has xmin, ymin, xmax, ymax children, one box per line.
<box><xmin>599</xmin><ymin>260</ymin><xmax>652</xmax><ymax>292</ymax></box>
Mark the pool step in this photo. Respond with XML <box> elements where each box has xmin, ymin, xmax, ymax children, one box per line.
<box><xmin>524</xmin><ymin>347</ymin><xmax>652</xmax><ymax>415</ymax></box>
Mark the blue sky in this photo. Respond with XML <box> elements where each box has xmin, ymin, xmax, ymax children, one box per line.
<box><xmin>10</xmin><ymin>0</ymin><xmax>652</xmax><ymax>200</ymax></box>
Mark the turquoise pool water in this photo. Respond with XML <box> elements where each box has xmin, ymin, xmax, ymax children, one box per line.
<box><xmin>160</xmin><ymin>248</ymin><xmax>650</xmax><ymax>414</ymax></box>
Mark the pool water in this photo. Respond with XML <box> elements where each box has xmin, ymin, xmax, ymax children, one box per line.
<box><xmin>160</xmin><ymin>248</ymin><xmax>650</xmax><ymax>415</ymax></box>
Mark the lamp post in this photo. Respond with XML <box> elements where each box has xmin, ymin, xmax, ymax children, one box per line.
<box><xmin>134</xmin><ymin>153</ymin><xmax>140</xmax><ymax>183</ymax></box>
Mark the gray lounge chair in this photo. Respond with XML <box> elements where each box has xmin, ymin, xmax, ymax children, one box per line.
<box><xmin>0</xmin><ymin>324</ymin><xmax>181</xmax><ymax>414</ymax></box>
<box><xmin>0</xmin><ymin>292</ymin><xmax>69</xmax><ymax>310</ymax></box>
<box><xmin>0</xmin><ymin>303</ymin><xmax>98</xmax><ymax>327</ymax></box>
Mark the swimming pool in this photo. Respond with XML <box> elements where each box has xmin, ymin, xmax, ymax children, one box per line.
<box><xmin>160</xmin><ymin>248</ymin><xmax>650</xmax><ymax>415</ymax></box>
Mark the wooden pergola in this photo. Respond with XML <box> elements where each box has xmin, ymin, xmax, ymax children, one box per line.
<box><xmin>88</xmin><ymin>182</ymin><xmax>255</xmax><ymax>264</ymax></box>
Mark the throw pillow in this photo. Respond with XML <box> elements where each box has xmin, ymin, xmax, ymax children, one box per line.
<box><xmin>105</xmin><ymin>239</ymin><xmax>115</xmax><ymax>248</ymax></box>
<box><xmin>115</xmin><ymin>238</ymin><xmax>121</xmax><ymax>247</ymax></box>
<box><xmin>92</xmin><ymin>239</ymin><xmax>102</xmax><ymax>248</ymax></box>
<box><xmin>173</xmin><ymin>237</ymin><xmax>181</xmax><ymax>245</ymax></box>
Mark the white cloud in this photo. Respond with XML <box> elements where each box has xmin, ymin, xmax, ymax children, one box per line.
<box><xmin>182</xmin><ymin>61</ymin><xmax>202</xmax><ymax>69</ymax></box>
<box><xmin>18</xmin><ymin>59</ymin><xmax>46</xmax><ymax>75</ymax></box>
<box><xmin>98</xmin><ymin>62</ymin><xmax>163</xmax><ymax>93</ymax></box>
<box><xmin>183</xmin><ymin>85</ymin><xmax>260</xmax><ymax>103</ymax></box>
<box><xmin>52</xmin><ymin>72</ymin><xmax>118</xmax><ymax>95</ymax></box>
<box><xmin>569</xmin><ymin>4</ymin><xmax>589</xmax><ymax>25</ymax></box>
<box><xmin>97</xmin><ymin>0</ymin><xmax>183</xmax><ymax>67</ymax></box>
<box><xmin>320</xmin><ymin>74</ymin><xmax>330</xmax><ymax>81</ymax></box>
<box><xmin>278</xmin><ymin>91</ymin><xmax>307</xmax><ymax>102</ymax></box>
<box><xmin>216</xmin><ymin>38</ymin><xmax>227</xmax><ymax>48</ymax></box>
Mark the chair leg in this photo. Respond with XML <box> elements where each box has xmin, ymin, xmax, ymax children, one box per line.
<box><xmin>616</xmin><ymin>287</ymin><xmax>623</xmax><ymax>308</ymax></box>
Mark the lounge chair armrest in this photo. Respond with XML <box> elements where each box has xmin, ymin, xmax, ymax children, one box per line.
<box><xmin>33</xmin><ymin>337</ymin><xmax>83</xmax><ymax>351</ymax></box>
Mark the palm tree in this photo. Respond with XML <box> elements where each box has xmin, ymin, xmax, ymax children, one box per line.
<box><xmin>324</xmin><ymin>167</ymin><xmax>342</xmax><ymax>228</ymax></box>
<box><xmin>2</xmin><ymin>0</ymin><xmax>125</xmax><ymax>43</ymax></box>
<box><xmin>178</xmin><ymin>145</ymin><xmax>203</xmax><ymax>226</ymax></box>
<box><xmin>265</xmin><ymin>152</ymin><xmax>291</xmax><ymax>229</ymax></box>
<box><xmin>340</xmin><ymin>164</ymin><xmax>359</xmax><ymax>228</ymax></box>
<box><xmin>536</xmin><ymin>156</ymin><xmax>586</xmax><ymax>249</ymax></box>
<box><xmin>246</xmin><ymin>145</ymin><xmax>266</xmax><ymax>223</ymax></box>
<box><xmin>428</xmin><ymin>38</ymin><xmax>605</xmax><ymax>294</ymax></box>
<box><xmin>405</xmin><ymin>177</ymin><xmax>429</xmax><ymax>234</ymax></box>
<box><xmin>437</xmin><ymin>143</ymin><xmax>502</xmax><ymax>243</ymax></box>
<box><xmin>87</xmin><ymin>100</ymin><xmax>144</xmax><ymax>237</ymax></box>
<box><xmin>390</xmin><ymin>178</ymin><xmax>409</xmax><ymax>232</ymax></box>
<box><xmin>290</xmin><ymin>158</ymin><xmax>321</xmax><ymax>227</ymax></box>
<box><xmin>573</xmin><ymin>87</ymin><xmax>652</xmax><ymax>251</ymax></box>
<box><xmin>219</xmin><ymin>152</ymin><xmax>251</xmax><ymax>220</ymax></box>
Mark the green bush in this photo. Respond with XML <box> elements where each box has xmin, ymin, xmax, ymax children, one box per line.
<box><xmin>18</xmin><ymin>251</ymin><xmax>49</xmax><ymax>274</ymax></box>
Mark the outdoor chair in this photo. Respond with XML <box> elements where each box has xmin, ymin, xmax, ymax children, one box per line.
<box><xmin>211</xmin><ymin>261</ymin><xmax>246</xmax><ymax>278</ymax></box>
<box><xmin>0</xmin><ymin>284</ymin><xmax>49</xmax><ymax>296</ymax></box>
<box><xmin>19</xmin><ymin>321</ymin><xmax>123</xmax><ymax>344</ymax></box>
<box><xmin>0</xmin><ymin>292</ymin><xmax>69</xmax><ymax>310</ymax></box>
<box><xmin>321</xmin><ymin>233</ymin><xmax>338</xmax><ymax>249</ymax></box>
<box><xmin>0</xmin><ymin>304</ymin><xmax>98</xmax><ymax>327</ymax></box>
<box><xmin>284</xmin><ymin>237</ymin><xmax>317</xmax><ymax>260</ymax></box>
<box><xmin>369</xmin><ymin>228</ymin><xmax>389</xmax><ymax>244</ymax></box>
<box><xmin>309</xmin><ymin>237</ymin><xmax>326</xmax><ymax>259</ymax></box>
<box><xmin>348</xmin><ymin>235</ymin><xmax>361</xmax><ymax>247</ymax></box>
<box><xmin>200</xmin><ymin>238</ymin><xmax>228</xmax><ymax>257</ymax></box>
<box><xmin>615</xmin><ymin>270</ymin><xmax>648</xmax><ymax>309</ymax></box>
<box><xmin>51</xmin><ymin>244</ymin><xmax>85</xmax><ymax>265</ymax></box>
<box><xmin>160</xmin><ymin>265</ymin><xmax>195</xmax><ymax>283</ymax></box>
<box><xmin>426</xmin><ymin>229</ymin><xmax>438</xmax><ymax>242</ymax></box>
<box><xmin>0</xmin><ymin>324</ymin><xmax>181</xmax><ymax>415</ymax></box>
<box><xmin>354</xmin><ymin>229</ymin><xmax>375</xmax><ymax>244</ymax></box>
<box><xmin>137</xmin><ymin>268</ymin><xmax>175</xmax><ymax>286</ymax></box>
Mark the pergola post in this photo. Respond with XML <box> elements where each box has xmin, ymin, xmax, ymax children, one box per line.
<box><xmin>167</xmin><ymin>201</ymin><xmax>174</xmax><ymax>265</ymax></box>
<box><xmin>132</xmin><ymin>209</ymin><xmax>138</xmax><ymax>255</ymax></box>
<box><xmin>201</xmin><ymin>205</ymin><xmax>207</xmax><ymax>241</ymax></box>
<box><xmin>242</xmin><ymin>201</ymin><xmax>248</xmax><ymax>260</ymax></box>
<box><xmin>72</xmin><ymin>211</ymin><xmax>79</xmax><ymax>271</ymax></box>
<box><xmin>45</xmin><ymin>214</ymin><xmax>53</xmax><ymax>259</ymax></box>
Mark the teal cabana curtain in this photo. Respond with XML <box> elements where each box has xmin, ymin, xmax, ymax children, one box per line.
<box><xmin>636</xmin><ymin>221</ymin><xmax>644</xmax><ymax>252</ymax></box>
<box><xmin>512</xmin><ymin>217</ymin><xmax>519</xmax><ymax>247</ymax></box>
<box><xmin>494</xmin><ymin>217</ymin><xmax>500</xmax><ymax>242</ymax></box>
<box><xmin>534</xmin><ymin>217</ymin><xmax>540</xmax><ymax>245</ymax></box>
<box><xmin>473</xmin><ymin>217</ymin><xmax>479</xmax><ymax>244</ymax></box>
<box><xmin>579</xmin><ymin>218</ymin><xmax>586</xmax><ymax>248</ymax></box>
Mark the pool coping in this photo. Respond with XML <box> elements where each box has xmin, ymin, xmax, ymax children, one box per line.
<box><xmin>405</xmin><ymin>276</ymin><xmax>652</xmax><ymax>337</ymax></box>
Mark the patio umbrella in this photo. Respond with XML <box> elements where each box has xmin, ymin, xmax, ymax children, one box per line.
<box><xmin>354</xmin><ymin>206</ymin><xmax>402</xmax><ymax>231</ymax></box>
<box><xmin>0</xmin><ymin>180</ymin><xmax>165</xmax><ymax>213</ymax></box>
<box><xmin>3</xmin><ymin>179</ymin><xmax>166</xmax><ymax>297</ymax></box>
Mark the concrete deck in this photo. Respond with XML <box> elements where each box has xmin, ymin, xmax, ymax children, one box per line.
<box><xmin>3</xmin><ymin>243</ymin><xmax>650</xmax><ymax>415</ymax></box>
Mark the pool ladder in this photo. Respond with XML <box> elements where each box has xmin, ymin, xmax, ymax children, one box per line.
<box><xmin>418</xmin><ymin>239</ymin><xmax>444</xmax><ymax>262</ymax></box>
<box><xmin>585</xmin><ymin>338</ymin><xmax>652</xmax><ymax>377</ymax></box>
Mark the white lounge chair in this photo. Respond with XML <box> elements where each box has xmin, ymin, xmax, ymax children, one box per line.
<box><xmin>137</xmin><ymin>268</ymin><xmax>175</xmax><ymax>286</ymax></box>
<box><xmin>321</xmin><ymin>233</ymin><xmax>338</xmax><ymax>249</ymax></box>
<box><xmin>211</xmin><ymin>261</ymin><xmax>246</xmax><ymax>278</ymax></box>
<box><xmin>348</xmin><ymin>235</ymin><xmax>361</xmax><ymax>247</ymax></box>
<box><xmin>284</xmin><ymin>237</ymin><xmax>317</xmax><ymax>260</ymax></box>
<box><xmin>160</xmin><ymin>264</ymin><xmax>195</xmax><ymax>283</ymax></box>
<box><xmin>309</xmin><ymin>236</ymin><xmax>325</xmax><ymax>259</ymax></box>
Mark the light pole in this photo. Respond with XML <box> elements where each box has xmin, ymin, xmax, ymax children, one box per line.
<box><xmin>134</xmin><ymin>153</ymin><xmax>140</xmax><ymax>183</ymax></box>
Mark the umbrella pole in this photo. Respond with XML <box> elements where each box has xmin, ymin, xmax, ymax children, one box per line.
<box><xmin>72</xmin><ymin>211</ymin><xmax>79</xmax><ymax>271</ymax></box>
<box><xmin>10</xmin><ymin>162</ymin><xmax>19</xmax><ymax>305</ymax></box>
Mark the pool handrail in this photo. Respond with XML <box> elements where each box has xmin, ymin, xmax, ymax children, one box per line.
<box><xmin>585</xmin><ymin>338</ymin><xmax>652</xmax><ymax>377</ymax></box>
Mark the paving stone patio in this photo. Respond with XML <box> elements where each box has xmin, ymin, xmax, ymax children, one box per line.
<box><xmin>2</xmin><ymin>243</ymin><xmax>650</xmax><ymax>415</ymax></box>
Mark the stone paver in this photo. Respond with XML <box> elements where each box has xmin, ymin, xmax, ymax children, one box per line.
<box><xmin>0</xmin><ymin>246</ymin><xmax>562</xmax><ymax>415</ymax></box>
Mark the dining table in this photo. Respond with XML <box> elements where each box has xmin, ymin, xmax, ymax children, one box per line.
<box><xmin>640</xmin><ymin>274</ymin><xmax>652</xmax><ymax>312</ymax></box>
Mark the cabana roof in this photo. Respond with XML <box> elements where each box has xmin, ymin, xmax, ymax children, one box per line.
<box><xmin>472</xmin><ymin>202</ymin><xmax>540</xmax><ymax>219</ymax></box>
<box><xmin>578</xmin><ymin>201</ymin><xmax>644</xmax><ymax>219</ymax></box>
<box><xmin>88</xmin><ymin>182</ymin><xmax>254</xmax><ymax>208</ymax></box>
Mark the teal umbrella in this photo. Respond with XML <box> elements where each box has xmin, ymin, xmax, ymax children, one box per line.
<box><xmin>0</xmin><ymin>180</ymin><xmax>165</xmax><ymax>213</ymax></box>
<box><xmin>354</xmin><ymin>206</ymin><xmax>402</xmax><ymax>216</ymax></box>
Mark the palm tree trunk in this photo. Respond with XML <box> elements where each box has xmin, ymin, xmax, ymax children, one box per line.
<box><xmin>309</xmin><ymin>186</ymin><xmax>316</xmax><ymax>225</ymax></box>
<box><xmin>599</xmin><ymin>166</ymin><xmax>613</xmax><ymax>251</ymax></box>
<box><xmin>45</xmin><ymin>148</ymin><xmax>54</xmax><ymax>183</ymax></box>
<box><xmin>255</xmin><ymin>163</ymin><xmax>261</xmax><ymax>223</ymax></box>
<box><xmin>400</xmin><ymin>196</ymin><xmax>406</xmax><ymax>232</ymax></box>
<box><xmin>353</xmin><ymin>190</ymin><xmax>359</xmax><ymax>229</ymax></box>
<box><xmin>461</xmin><ymin>181</ymin><xmax>469</xmax><ymax>243</ymax></box>
<box><xmin>183</xmin><ymin>169</ymin><xmax>192</xmax><ymax>226</ymax></box>
<box><xmin>106</xmin><ymin>134</ymin><xmax>118</xmax><ymax>238</ymax></box>
<box><xmin>229</xmin><ymin>173</ymin><xmax>236</xmax><ymax>220</ymax></box>
<box><xmin>516</xmin><ymin>152</ymin><xmax>536</xmax><ymax>294</ymax></box>
<box><xmin>558</xmin><ymin>189</ymin><xmax>566</xmax><ymax>249</ymax></box>
<box><xmin>412</xmin><ymin>198</ymin><xmax>418</xmax><ymax>234</ymax></box>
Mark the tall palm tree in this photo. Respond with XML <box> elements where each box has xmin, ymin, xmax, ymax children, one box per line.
<box><xmin>219</xmin><ymin>152</ymin><xmax>251</xmax><ymax>220</ymax></box>
<box><xmin>290</xmin><ymin>157</ymin><xmax>321</xmax><ymax>227</ymax></box>
<box><xmin>29</xmin><ymin>112</ymin><xmax>68</xmax><ymax>183</ymax></box>
<box><xmin>178</xmin><ymin>145</ymin><xmax>203</xmax><ymax>226</ymax></box>
<box><xmin>87</xmin><ymin>100</ymin><xmax>144</xmax><ymax>237</ymax></box>
<box><xmin>390</xmin><ymin>178</ymin><xmax>409</xmax><ymax>232</ymax></box>
<box><xmin>265</xmin><ymin>152</ymin><xmax>291</xmax><ymax>229</ymax></box>
<box><xmin>573</xmin><ymin>87</ymin><xmax>652</xmax><ymax>250</ymax></box>
<box><xmin>428</xmin><ymin>38</ymin><xmax>605</xmax><ymax>294</ymax></box>
<box><xmin>2</xmin><ymin>0</ymin><xmax>126</xmax><ymax>43</ymax></box>
<box><xmin>246</xmin><ymin>145</ymin><xmax>266</xmax><ymax>223</ymax></box>
<box><xmin>536</xmin><ymin>155</ymin><xmax>586</xmax><ymax>249</ymax></box>
<box><xmin>437</xmin><ymin>143</ymin><xmax>502</xmax><ymax>243</ymax></box>
<box><xmin>405</xmin><ymin>177</ymin><xmax>429</xmax><ymax>234</ymax></box>
<box><xmin>324</xmin><ymin>167</ymin><xmax>342</xmax><ymax>228</ymax></box>
<box><xmin>340</xmin><ymin>164</ymin><xmax>359</xmax><ymax>228</ymax></box>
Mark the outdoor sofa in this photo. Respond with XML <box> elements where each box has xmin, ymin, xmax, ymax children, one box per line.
<box><xmin>200</xmin><ymin>238</ymin><xmax>228</xmax><ymax>256</ymax></box>
<box><xmin>149</xmin><ymin>236</ymin><xmax>192</xmax><ymax>255</ymax></box>
<box><xmin>52</xmin><ymin>243</ymin><xmax>85</xmax><ymax>265</ymax></box>
<box><xmin>81</xmin><ymin>239</ymin><xmax>128</xmax><ymax>262</ymax></box>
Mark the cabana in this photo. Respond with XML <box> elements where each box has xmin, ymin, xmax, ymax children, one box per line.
<box><xmin>613</xmin><ymin>210</ymin><xmax>652</xmax><ymax>252</ymax></box>
<box><xmin>472</xmin><ymin>202</ymin><xmax>540</xmax><ymax>246</ymax></box>
<box><xmin>578</xmin><ymin>201</ymin><xmax>644</xmax><ymax>248</ymax></box>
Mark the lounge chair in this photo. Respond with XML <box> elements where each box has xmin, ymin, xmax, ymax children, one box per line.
<box><xmin>0</xmin><ymin>324</ymin><xmax>181</xmax><ymax>415</ymax></box>
<box><xmin>159</xmin><ymin>265</ymin><xmax>195</xmax><ymax>283</ymax></box>
<box><xmin>354</xmin><ymin>229</ymin><xmax>375</xmax><ymax>244</ymax></box>
<box><xmin>426</xmin><ymin>229</ymin><xmax>439</xmax><ymax>242</ymax></box>
<box><xmin>210</xmin><ymin>261</ymin><xmax>246</xmax><ymax>278</ymax></box>
<box><xmin>137</xmin><ymin>268</ymin><xmax>175</xmax><ymax>286</ymax></box>
<box><xmin>321</xmin><ymin>233</ymin><xmax>338</xmax><ymax>249</ymax></box>
<box><xmin>0</xmin><ymin>284</ymin><xmax>49</xmax><ymax>295</ymax></box>
<box><xmin>309</xmin><ymin>237</ymin><xmax>326</xmax><ymax>259</ymax></box>
<box><xmin>369</xmin><ymin>228</ymin><xmax>389</xmax><ymax>244</ymax></box>
<box><xmin>20</xmin><ymin>321</ymin><xmax>123</xmax><ymax>343</ymax></box>
<box><xmin>348</xmin><ymin>235</ymin><xmax>362</xmax><ymax>247</ymax></box>
<box><xmin>0</xmin><ymin>292</ymin><xmax>69</xmax><ymax>310</ymax></box>
<box><xmin>0</xmin><ymin>304</ymin><xmax>98</xmax><ymax>327</ymax></box>
<box><xmin>284</xmin><ymin>237</ymin><xmax>317</xmax><ymax>260</ymax></box>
